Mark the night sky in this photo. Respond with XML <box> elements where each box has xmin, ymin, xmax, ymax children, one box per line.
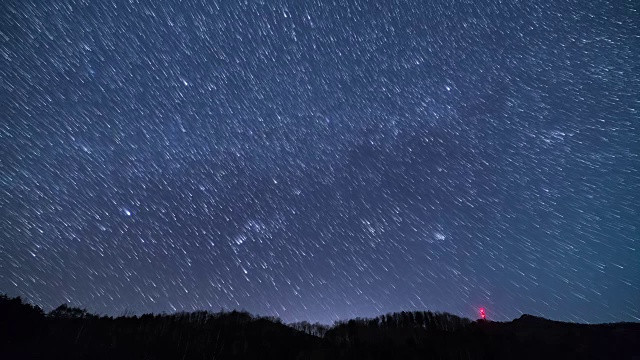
<box><xmin>2</xmin><ymin>0</ymin><xmax>639</xmax><ymax>325</ymax></box>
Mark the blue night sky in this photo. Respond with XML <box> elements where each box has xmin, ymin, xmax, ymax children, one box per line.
<box><xmin>1</xmin><ymin>0</ymin><xmax>638</xmax><ymax>324</ymax></box>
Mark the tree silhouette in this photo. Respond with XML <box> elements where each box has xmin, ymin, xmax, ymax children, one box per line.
<box><xmin>1</xmin><ymin>294</ymin><xmax>639</xmax><ymax>360</ymax></box>
<box><xmin>49</xmin><ymin>304</ymin><xmax>90</xmax><ymax>319</ymax></box>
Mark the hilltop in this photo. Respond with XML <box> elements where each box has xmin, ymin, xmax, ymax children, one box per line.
<box><xmin>2</xmin><ymin>295</ymin><xmax>638</xmax><ymax>359</ymax></box>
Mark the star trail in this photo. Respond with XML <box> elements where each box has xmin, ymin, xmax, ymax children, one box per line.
<box><xmin>1</xmin><ymin>0</ymin><xmax>638</xmax><ymax>325</ymax></box>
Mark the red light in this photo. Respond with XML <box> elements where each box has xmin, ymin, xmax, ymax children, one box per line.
<box><xmin>480</xmin><ymin>308</ymin><xmax>486</xmax><ymax>320</ymax></box>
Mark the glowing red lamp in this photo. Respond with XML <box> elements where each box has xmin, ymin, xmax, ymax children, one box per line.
<box><xmin>480</xmin><ymin>308</ymin><xmax>486</xmax><ymax>320</ymax></box>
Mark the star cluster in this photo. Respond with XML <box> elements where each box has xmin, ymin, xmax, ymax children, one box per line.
<box><xmin>2</xmin><ymin>0</ymin><xmax>638</xmax><ymax>324</ymax></box>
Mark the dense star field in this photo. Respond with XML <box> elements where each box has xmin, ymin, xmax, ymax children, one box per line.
<box><xmin>1</xmin><ymin>0</ymin><xmax>638</xmax><ymax>325</ymax></box>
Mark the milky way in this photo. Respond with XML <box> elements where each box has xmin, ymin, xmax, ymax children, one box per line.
<box><xmin>2</xmin><ymin>0</ymin><xmax>639</xmax><ymax>324</ymax></box>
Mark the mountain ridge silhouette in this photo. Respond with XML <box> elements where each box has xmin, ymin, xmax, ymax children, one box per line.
<box><xmin>2</xmin><ymin>294</ymin><xmax>639</xmax><ymax>359</ymax></box>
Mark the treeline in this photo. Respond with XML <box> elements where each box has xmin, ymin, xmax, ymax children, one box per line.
<box><xmin>2</xmin><ymin>294</ymin><xmax>639</xmax><ymax>359</ymax></box>
<box><xmin>1</xmin><ymin>294</ymin><xmax>319</xmax><ymax>359</ymax></box>
<box><xmin>290</xmin><ymin>310</ymin><xmax>469</xmax><ymax>339</ymax></box>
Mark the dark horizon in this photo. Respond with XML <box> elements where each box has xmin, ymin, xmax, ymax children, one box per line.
<box><xmin>2</xmin><ymin>293</ymin><xmax>637</xmax><ymax>327</ymax></box>
<box><xmin>3</xmin><ymin>293</ymin><xmax>640</xmax><ymax>359</ymax></box>
<box><xmin>4</xmin><ymin>293</ymin><xmax>640</xmax><ymax>328</ymax></box>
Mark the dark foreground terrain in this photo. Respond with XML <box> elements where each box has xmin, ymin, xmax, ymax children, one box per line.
<box><xmin>2</xmin><ymin>295</ymin><xmax>639</xmax><ymax>359</ymax></box>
